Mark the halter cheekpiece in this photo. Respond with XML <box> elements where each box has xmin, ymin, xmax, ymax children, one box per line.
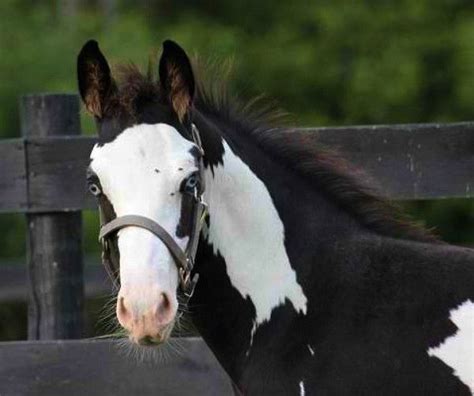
<box><xmin>95</xmin><ymin>124</ymin><xmax>207</xmax><ymax>304</ymax></box>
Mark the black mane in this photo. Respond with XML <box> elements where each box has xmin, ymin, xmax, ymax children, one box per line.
<box><xmin>116</xmin><ymin>60</ymin><xmax>440</xmax><ymax>245</ymax></box>
<box><xmin>193</xmin><ymin>61</ymin><xmax>440</xmax><ymax>244</ymax></box>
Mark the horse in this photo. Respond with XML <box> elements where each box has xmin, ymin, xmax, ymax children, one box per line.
<box><xmin>77</xmin><ymin>39</ymin><xmax>474</xmax><ymax>395</ymax></box>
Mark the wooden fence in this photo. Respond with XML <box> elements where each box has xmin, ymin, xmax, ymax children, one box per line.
<box><xmin>0</xmin><ymin>93</ymin><xmax>473</xmax><ymax>395</ymax></box>
<box><xmin>0</xmin><ymin>339</ymin><xmax>233</xmax><ymax>396</ymax></box>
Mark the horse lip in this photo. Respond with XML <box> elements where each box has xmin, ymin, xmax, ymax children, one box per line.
<box><xmin>136</xmin><ymin>335</ymin><xmax>164</xmax><ymax>346</ymax></box>
<box><xmin>129</xmin><ymin>321</ymin><xmax>174</xmax><ymax>346</ymax></box>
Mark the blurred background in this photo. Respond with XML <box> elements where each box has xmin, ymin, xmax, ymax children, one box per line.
<box><xmin>0</xmin><ymin>0</ymin><xmax>473</xmax><ymax>340</ymax></box>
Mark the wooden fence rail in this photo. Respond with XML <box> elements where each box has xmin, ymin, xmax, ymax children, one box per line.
<box><xmin>0</xmin><ymin>339</ymin><xmax>233</xmax><ymax>396</ymax></box>
<box><xmin>1</xmin><ymin>123</ymin><xmax>473</xmax><ymax>213</ymax></box>
<box><xmin>0</xmin><ymin>260</ymin><xmax>110</xmax><ymax>302</ymax></box>
<box><xmin>0</xmin><ymin>93</ymin><xmax>473</xmax><ymax>395</ymax></box>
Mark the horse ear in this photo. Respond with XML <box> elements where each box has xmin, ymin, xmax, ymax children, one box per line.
<box><xmin>77</xmin><ymin>40</ymin><xmax>115</xmax><ymax>118</ymax></box>
<box><xmin>159</xmin><ymin>40</ymin><xmax>195</xmax><ymax>121</ymax></box>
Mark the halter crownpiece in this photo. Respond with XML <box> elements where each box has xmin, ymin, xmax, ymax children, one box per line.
<box><xmin>96</xmin><ymin>124</ymin><xmax>207</xmax><ymax>304</ymax></box>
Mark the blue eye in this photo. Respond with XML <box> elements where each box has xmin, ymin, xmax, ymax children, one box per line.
<box><xmin>184</xmin><ymin>174</ymin><xmax>200</xmax><ymax>193</ymax></box>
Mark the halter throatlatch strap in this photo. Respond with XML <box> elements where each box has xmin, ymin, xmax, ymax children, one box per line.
<box><xmin>96</xmin><ymin>124</ymin><xmax>207</xmax><ymax>303</ymax></box>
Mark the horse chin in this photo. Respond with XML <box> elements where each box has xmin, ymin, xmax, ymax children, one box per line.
<box><xmin>127</xmin><ymin>321</ymin><xmax>175</xmax><ymax>348</ymax></box>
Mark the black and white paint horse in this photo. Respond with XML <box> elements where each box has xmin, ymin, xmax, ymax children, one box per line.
<box><xmin>77</xmin><ymin>40</ymin><xmax>474</xmax><ymax>395</ymax></box>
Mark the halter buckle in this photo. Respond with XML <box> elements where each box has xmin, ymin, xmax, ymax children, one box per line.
<box><xmin>179</xmin><ymin>267</ymin><xmax>199</xmax><ymax>300</ymax></box>
<box><xmin>192</xmin><ymin>124</ymin><xmax>204</xmax><ymax>156</ymax></box>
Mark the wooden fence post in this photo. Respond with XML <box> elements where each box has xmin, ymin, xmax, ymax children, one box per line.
<box><xmin>20</xmin><ymin>94</ymin><xmax>84</xmax><ymax>340</ymax></box>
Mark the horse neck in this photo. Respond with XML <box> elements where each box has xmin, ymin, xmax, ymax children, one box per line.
<box><xmin>189</xmin><ymin>111</ymin><xmax>365</xmax><ymax>383</ymax></box>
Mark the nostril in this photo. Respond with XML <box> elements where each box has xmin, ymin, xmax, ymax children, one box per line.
<box><xmin>157</xmin><ymin>292</ymin><xmax>171</xmax><ymax>316</ymax></box>
<box><xmin>154</xmin><ymin>292</ymin><xmax>174</xmax><ymax>325</ymax></box>
<box><xmin>117</xmin><ymin>296</ymin><xmax>132</xmax><ymax>326</ymax></box>
<box><xmin>116</xmin><ymin>291</ymin><xmax>176</xmax><ymax>336</ymax></box>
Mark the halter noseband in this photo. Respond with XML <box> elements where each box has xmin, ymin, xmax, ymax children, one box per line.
<box><xmin>96</xmin><ymin>124</ymin><xmax>207</xmax><ymax>303</ymax></box>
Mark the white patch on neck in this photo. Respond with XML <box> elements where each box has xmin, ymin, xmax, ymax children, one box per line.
<box><xmin>307</xmin><ymin>344</ymin><xmax>315</xmax><ymax>356</ymax></box>
<box><xmin>204</xmin><ymin>141</ymin><xmax>307</xmax><ymax>332</ymax></box>
<box><xmin>428</xmin><ymin>299</ymin><xmax>474</xmax><ymax>392</ymax></box>
<box><xmin>299</xmin><ymin>380</ymin><xmax>306</xmax><ymax>396</ymax></box>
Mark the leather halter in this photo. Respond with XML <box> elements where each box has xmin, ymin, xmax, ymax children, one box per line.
<box><xmin>95</xmin><ymin>125</ymin><xmax>207</xmax><ymax>304</ymax></box>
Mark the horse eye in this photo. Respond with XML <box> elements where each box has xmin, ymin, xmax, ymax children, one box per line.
<box><xmin>184</xmin><ymin>174</ymin><xmax>200</xmax><ymax>193</ymax></box>
<box><xmin>88</xmin><ymin>183</ymin><xmax>102</xmax><ymax>196</ymax></box>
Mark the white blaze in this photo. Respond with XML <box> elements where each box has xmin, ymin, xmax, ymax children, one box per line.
<box><xmin>90</xmin><ymin>124</ymin><xmax>197</xmax><ymax>301</ymax></box>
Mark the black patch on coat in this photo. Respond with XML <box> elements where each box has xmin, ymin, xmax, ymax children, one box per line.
<box><xmin>191</xmin><ymin>237</ymin><xmax>255</xmax><ymax>382</ymax></box>
<box><xmin>189</xmin><ymin>88</ymin><xmax>474</xmax><ymax>394</ymax></box>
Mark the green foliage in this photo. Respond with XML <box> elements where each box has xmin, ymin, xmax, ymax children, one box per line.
<box><xmin>403</xmin><ymin>199</ymin><xmax>474</xmax><ymax>245</ymax></box>
<box><xmin>0</xmin><ymin>0</ymin><xmax>472</xmax><ymax>259</ymax></box>
<box><xmin>1</xmin><ymin>0</ymin><xmax>473</xmax><ymax>135</ymax></box>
